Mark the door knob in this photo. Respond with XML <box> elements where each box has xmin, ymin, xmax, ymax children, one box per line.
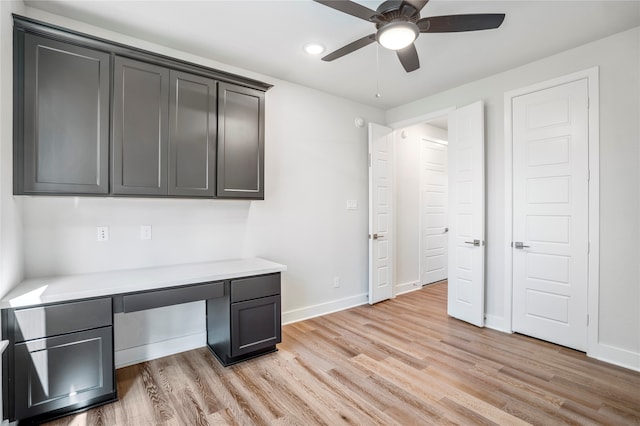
<box><xmin>370</xmin><ymin>233</ymin><xmax>382</xmax><ymax>240</ymax></box>
<box><xmin>464</xmin><ymin>239</ymin><xmax>481</xmax><ymax>246</ymax></box>
<box><xmin>514</xmin><ymin>242</ymin><xmax>530</xmax><ymax>249</ymax></box>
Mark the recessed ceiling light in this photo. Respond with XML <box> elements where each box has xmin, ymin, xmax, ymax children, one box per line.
<box><xmin>303</xmin><ymin>42</ymin><xmax>325</xmax><ymax>55</ymax></box>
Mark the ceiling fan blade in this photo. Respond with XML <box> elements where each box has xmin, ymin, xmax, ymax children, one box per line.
<box><xmin>314</xmin><ymin>0</ymin><xmax>382</xmax><ymax>22</ymax></box>
<box><xmin>396</xmin><ymin>43</ymin><xmax>420</xmax><ymax>72</ymax></box>
<box><xmin>402</xmin><ymin>0</ymin><xmax>430</xmax><ymax>13</ymax></box>
<box><xmin>418</xmin><ymin>14</ymin><xmax>505</xmax><ymax>33</ymax></box>
<box><xmin>322</xmin><ymin>34</ymin><xmax>376</xmax><ymax>62</ymax></box>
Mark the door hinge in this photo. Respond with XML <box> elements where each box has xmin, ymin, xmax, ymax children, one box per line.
<box><xmin>587</xmin><ymin>169</ymin><xmax>590</xmax><ymax>182</ymax></box>
<box><xmin>588</xmin><ymin>241</ymin><xmax>591</xmax><ymax>254</ymax></box>
<box><xmin>587</xmin><ymin>97</ymin><xmax>590</xmax><ymax>109</ymax></box>
<box><xmin>587</xmin><ymin>314</ymin><xmax>590</xmax><ymax>326</ymax></box>
<box><xmin>368</xmin><ymin>153</ymin><xmax>372</xmax><ymax>167</ymax></box>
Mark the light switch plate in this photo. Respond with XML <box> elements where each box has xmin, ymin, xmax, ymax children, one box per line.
<box><xmin>346</xmin><ymin>200</ymin><xmax>357</xmax><ymax>210</ymax></box>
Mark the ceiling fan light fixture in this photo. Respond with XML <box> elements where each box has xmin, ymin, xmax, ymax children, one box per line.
<box><xmin>377</xmin><ymin>21</ymin><xmax>418</xmax><ymax>50</ymax></box>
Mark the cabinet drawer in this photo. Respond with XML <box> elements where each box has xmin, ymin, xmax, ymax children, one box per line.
<box><xmin>122</xmin><ymin>281</ymin><xmax>224</xmax><ymax>313</ymax></box>
<box><xmin>231</xmin><ymin>273</ymin><xmax>280</xmax><ymax>303</ymax></box>
<box><xmin>12</xmin><ymin>298</ymin><xmax>112</xmax><ymax>342</ymax></box>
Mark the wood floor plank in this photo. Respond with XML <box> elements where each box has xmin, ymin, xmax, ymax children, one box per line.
<box><xmin>43</xmin><ymin>282</ymin><xmax>640</xmax><ymax>425</ymax></box>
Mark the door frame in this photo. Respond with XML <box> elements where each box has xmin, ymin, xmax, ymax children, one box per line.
<box><xmin>503</xmin><ymin>67</ymin><xmax>600</xmax><ymax>354</ymax></box>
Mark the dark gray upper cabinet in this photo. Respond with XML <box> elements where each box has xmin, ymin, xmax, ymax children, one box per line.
<box><xmin>13</xmin><ymin>15</ymin><xmax>271</xmax><ymax>199</ymax></box>
<box><xmin>16</xmin><ymin>33</ymin><xmax>110</xmax><ymax>195</ymax></box>
<box><xmin>168</xmin><ymin>71</ymin><xmax>217</xmax><ymax>197</ymax></box>
<box><xmin>217</xmin><ymin>83</ymin><xmax>265</xmax><ymax>199</ymax></box>
<box><xmin>112</xmin><ymin>56</ymin><xmax>169</xmax><ymax>195</ymax></box>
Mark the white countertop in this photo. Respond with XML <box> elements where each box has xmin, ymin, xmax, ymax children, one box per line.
<box><xmin>1</xmin><ymin>258</ymin><xmax>287</xmax><ymax>309</ymax></box>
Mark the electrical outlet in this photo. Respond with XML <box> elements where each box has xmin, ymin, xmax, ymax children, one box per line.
<box><xmin>140</xmin><ymin>225</ymin><xmax>152</xmax><ymax>240</ymax></box>
<box><xmin>96</xmin><ymin>226</ymin><xmax>109</xmax><ymax>242</ymax></box>
<box><xmin>333</xmin><ymin>276</ymin><xmax>340</xmax><ymax>288</ymax></box>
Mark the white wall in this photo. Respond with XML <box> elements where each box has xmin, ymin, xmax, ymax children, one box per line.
<box><xmin>0</xmin><ymin>1</ymin><xmax>25</xmax><ymax>419</ymax></box>
<box><xmin>0</xmin><ymin>1</ymin><xmax>25</xmax><ymax>299</ymax></box>
<box><xmin>387</xmin><ymin>26</ymin><xmax>640</xmax><ymax>370</ymax></box>
<box><xmin>395</xmin><ymin>123</ymin><xmax>447</xmax><ymax>294</ymax></box>
<box><xmin>245</xmin><ymin>82</ymin><xmax>381</xmax><ymax>323</ymax></box>
<box><xmin>2</xmin><ymin>7</ymin><xmax>384</xmax><ymax>364</ymax></box>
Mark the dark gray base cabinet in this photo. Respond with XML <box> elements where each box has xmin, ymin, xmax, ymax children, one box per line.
<box><xmin>2</xmin><ymin>298</ymin><xmax>116</xmax><ymax>424</ymax></box>
<box><xmin>1</xmin><ymin>270</ymin><xmax>282</xmax><ymax>423</ymax></box>
<box><xmin>207</xmin><ymin>273</ymin><xmax>281</xmax><ymax>366</ymax></box>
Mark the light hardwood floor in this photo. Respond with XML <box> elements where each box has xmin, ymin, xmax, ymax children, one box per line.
<box><xmin>46</xmin><ymin>282</ymin><xmax>639</xmax><ymax>425</ymax></box>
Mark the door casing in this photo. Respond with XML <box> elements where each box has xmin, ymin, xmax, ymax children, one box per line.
<box><xmin>504</xmin><ymin>67</ymin><xmax>600</xmax><ymax>354</ymax></box>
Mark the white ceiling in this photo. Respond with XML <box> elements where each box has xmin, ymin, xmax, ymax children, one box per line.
<box><xmin>24</xmin><ymin>0</ymin><xmax>640</xmax><ymax>109</ymax></box>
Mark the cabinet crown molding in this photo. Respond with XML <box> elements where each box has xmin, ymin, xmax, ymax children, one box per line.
<box><xmin>12</xmin><ymin>14</ymin><xmax>273</xmax><ymax>92</ymax></box>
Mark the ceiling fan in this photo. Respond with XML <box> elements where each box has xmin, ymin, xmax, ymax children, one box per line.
<box><xmin>314</xmin><ymin>0</ymin><xmax>505</xmax><ymax>72</ymax></box>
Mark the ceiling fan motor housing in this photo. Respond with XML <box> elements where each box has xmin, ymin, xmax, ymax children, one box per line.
<box><xmin>376</xmin><ymin>0</ymin><xmax>419</xmax><ymax>17</ymax></box>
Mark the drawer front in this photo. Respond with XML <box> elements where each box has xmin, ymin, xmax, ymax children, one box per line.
<box><xmin>231</xmin><ymin>273</ymin><xmax>280</xmax><ymax>303</ymax></box>
<box><xmin>13</xmin><ymin>298</ymin><xmax>112</xmax><ymax>342</ymax></box>
<box><xmin>122</xmin><ymin>281</ymin><xmax>224</xmax><ymax>313</ymax></box>
<box><xmin>14</xmin><ymin>326</ymin><xmax>114</xmax><ymax>420</ymax></box>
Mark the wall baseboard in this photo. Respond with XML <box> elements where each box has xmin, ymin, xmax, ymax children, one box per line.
<box><xmin>395</xmin><ymin>281</ymin><xmax>421</xmax><ymax>296</ymax></box>
<box><xmin>114</xmin><ymin>332</ymin><xmax>206</xmax><ymax>368</ymax></box>
<box><xmin>282</xmin><ymin>293</ymin><xmax>368</xmax><ymax>325</ymax></box>
<box><xmin>590</xmin><ymin>342</ymin><xmax>640</xmax><ymax>372</ymax></box>
<box><xmin>485</xmin><ymin>315</ymin><xmax>639</xmax><ymax>373</ymax></box>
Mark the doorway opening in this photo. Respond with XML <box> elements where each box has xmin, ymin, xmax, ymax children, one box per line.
<box><xmin>395</xmin><ymin>116</ymin><xmax>449</xmax><ymax>296</ymax></box>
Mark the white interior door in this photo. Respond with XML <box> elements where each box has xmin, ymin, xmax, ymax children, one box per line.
<box><xmin>512</xmin><ymin>79</ymin><xmax>589</xmax><ymax>351</ymax></box>
<box><xmin>368</xmin><ymin>123</ymin><xmax>394</xmax><ymax>304</ymax></box>
<box><xmin>420</xmin><ymin>139</ymin><xmax>448</xmax><ymax>285</ymax></box>
<box><xmin>447</xmin><ymin>102</ymin><xmax>485</xmax><ymax>327</ymax></box>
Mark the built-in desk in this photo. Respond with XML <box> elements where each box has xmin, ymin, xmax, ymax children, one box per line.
<box><xmin>1</xmin><ymin>258</ymin><xmax>286</xmax><ymax>424</ymax></box>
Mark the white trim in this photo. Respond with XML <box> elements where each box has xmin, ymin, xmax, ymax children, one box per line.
<box><xmin>395</xmin><ymin>280</ymin><xmax>421</xmax><ymax>296</ymax></box>
<box><xmin>0</xmin><ymin>340</ymin><xmax>8</xmax><ymax>355</ymax></box>
<box><xmin>504</xmin><ymin>67</ymin><xmax>600</xmax><ymax>355</ymax></box>
<box><xmin>114</xmin><ymin>332</ymin><xmax>206</xmax><ymax>368</ymax></box>
<box><xmin>591</xmin><ymin>343</ymin><xmax>640</xmax><ymax>372</ymax></box>
<box><xmin>387</xmin><ymin>107</ymin><xmax>456</xmax><ymax>130</ymax></box>
<box><xmin>281</xmin><ymin>293</ymin><xmax>368</xmax><ymax>325</ymax></box>
<box><xmin>391</xmin><ymin>129</ymin><xmax>398</xmax><ymax>299</ymax></box>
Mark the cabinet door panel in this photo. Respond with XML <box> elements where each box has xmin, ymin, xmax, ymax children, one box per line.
<box><xmin>14</xmin><ymin>327</ymin><xmax>114</xmax><ymax>420</ymax></box>
<box><xmin>231</xmin><ymin>295</ymin><xmax>280</xmax><ymax>357</ymax></box>
<box><xmin>21</xmin><ymin>34</ymin><xmax>110</xmax><ymax>194</ymax></box>
<box><xmin>217</xmin><ymin>83</ymin><xmax>264</xmax><ymax>199</ymax></box>
<box><xmin>169</xmin><ymin>71</ymin><xmax>216</xmax><ymax>196</ymax></box>
<box><xmin>113</xmin><ymin>56</ymin><xmax>169</xmax><ymax>195</ymax></box>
